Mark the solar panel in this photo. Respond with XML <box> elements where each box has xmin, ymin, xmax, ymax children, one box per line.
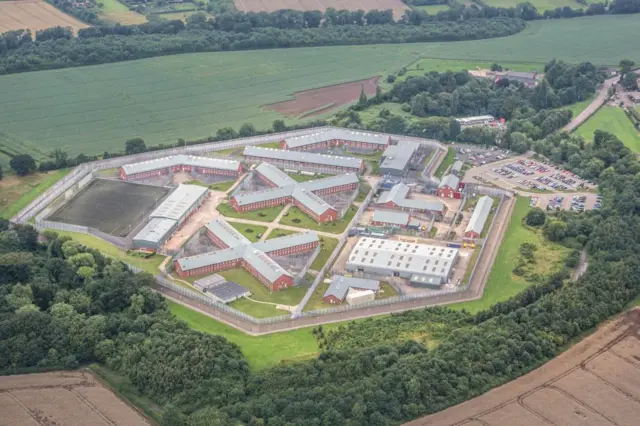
<box><xmin>207</xmin><ymin>281</ymin><xmax>251</xmax><ymax>303</ymax></box>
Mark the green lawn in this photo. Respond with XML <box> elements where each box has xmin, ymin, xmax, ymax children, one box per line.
<box><xmin>310</xmin><ymin>236</ymin><xmax>339</xmax><ymax>270</ymax></box>
<box><xmin>413</xmin><ymin>4</ymin><xmax>450</xmax><ymax>13</ymax></box>
<box><xmin>287</xmin><ymin>172</ymin><xmax>331</xmax><ymax>183</ymax></box>
<box><xmin>265</xmin><ymin>228</ymin><xmax>300</xmax><ymax>240</ymax></box>
<box><xmin>217</xmin><ymin>202</ymin><xmax>282</xmax><ymax>222</ymax></box>
<box><xmin>484</xmin><ymin>0</ymin><xmax>582</xmax><ymax>11</ymax></box>
<box><xmin>563</xmin><ymin>95</ymin><xmax>593</xmax><ymax>119</ymax></box>
<box><xmin>280</xmin><ymin>205</ymin><xmax>358</xmax><ymax>234</ymax></box>
<box><xmin>451</xmin><ymin>197</ymin><xmax>570</xmax><ymax>313</ymax></box>
<box><xmin>219</xmin><ymin>268</ymin><xmax>307</xmax><ymax>306</ymax></box>
<box><xmin>228</xmin><ymin>298</ymin><xmax>291</xmax><ymax>318</ymax></box>
<box><xmin>576</xmin><ymin>106</ymin><xmax>640</xmax><ymax>152</ymax></box>
<box><xmin>43</xmin><ymin>229</ymin><xmax>166</xmax><ymax>275</ymax></box>
<box><xmin>0</xmin><ymin>169</ymin><xmax>70</xmax><ymax>219</ymax></box>
<box><xmin>99</xmin><ymin>0</ymin><xmax>129</xmax><ymax>12</ymax></box>
<box><xmin>355</xmin><ymin>181</ymin><xmax>371</xmax><ymax>202</ymax></box>
<box><xmin>3</xmin><ymin>15</ymin><xmax>640</xmax><ymax>156</ymax></box>
<box><xmin>208</xmin><ymin>180</ymin><xmax>236</xmax><ymax>192</ymax></box>
<box><xmin>228</xmin><ymin>222</ymin><xmax>267</xmax><ymax>242</ymax></box>
<box><xmin>434</xmin><ymin>147</ymin><xmax>455</xmax><ymax>178</ymax></box>
<box><xmin>303</xmin><ymin>280</ymin><xmax>397</xmax><ymax>311</ymax></box>
<box><xmin>378</xmin><ymin>281</ymin><xmax>398</xmax><ymax>299</ymax></box>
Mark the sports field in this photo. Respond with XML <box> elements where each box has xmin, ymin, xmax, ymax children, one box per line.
<box><xmin>0</xmin><ymin>15</ymin><xmax>639</xmax><ymax>156</ymax></box>
<box><xmin>47</xmin><ymin>179</ymin><xmax>171</xmax><ymax>237</ymax></box>
<box><xmin>576</xmin><ymin>106</ymin><xmax>640</xmax><ymax>152</ymax></box>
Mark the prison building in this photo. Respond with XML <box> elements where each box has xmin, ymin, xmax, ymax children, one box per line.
<box><xmin>371</xmin><ymin>210</ymin><xmax>411</xmax><ymax>229</ymax></box>
<box><xmin>450</xmin><ymin>160</ymin><xmax>463</xmax><ymax>176</ymax></box>
<box><xmin>175</xmin><ymin>219</ymin><xmax>319</xmax><ymax>291</ymax></box>
<box><xmin>281</xmin><ymin>130</ymin><xmax>390</xmax><ymax>152</ymax></box>
<box><xmin>379</xmin><ymin>141</ymin><xmax>420</xmax><ymax>176</ymax></box>
<box><xmin>375</xmin><ymin>183</ymin><xmax>446</xmax><ymax>218</ymax></box>
<box><xmin>148</xmin><ymin>184</ymin><xmax>209</xmax><ymax>228</ymax></box>
<box><xmin>322</xmin><ymin>275</ymin><xmax>380</xmax><ymax>304</ymax></box>
<box><xmin>243</xmin><ymin>146</ymin><xmax>364</xmax><ymax>174</ymax></box>
<box><xmin>437</xmin><ymin>174</ymin><xmax>461</xmax><ymax>199</ymax></box>
<box><xmin>193</xmin><ymin>274</ymin><xmax>251</xmax><ymax>304</ymax></box>
<box><xmin>231</xmin><ymin>163</ymin><xmax>359</xmax><ymax>223</ymax></box>
<box><xmin>345</xmin><ymin>238</ymin><xmax>458</xmax><ymax>287</ymax></box>
<box><xmin>132</xmin><ymin>217</ymin><xmax>177</xmax><ymax>251</ymax></box>
<box><xmin>464</xmin><ymin>196</ymin><xmax>494</xmax><ymax>239</ymax></box>
<box><xmin>455</xmin><ymin>115</ymin><xmax>495</xmax><ymax>127</ymax></box>
<box><xmin>119</xmin><ymin>155</ymin><xmax>242</xmax><ymax>180</ymax></box>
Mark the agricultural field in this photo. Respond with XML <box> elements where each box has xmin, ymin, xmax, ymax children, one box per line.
<box><xmin>0</xmin><ymin>371</ymin><xmax>150</xmax><ymax>426</ymax></box>
<box><xmin>484</xmin><ymin>0</ymin><xmax>583</xmax><ymax>11</ymax></box>
<box><xmin>234</xmin><ymin>0</ymin><xmax>409</xmax><ymax>19</ymax></box>
<box><xmin>451</xmin><ymin>197</ymin><xmax>570</xmax><ymax>313</ymax></box>
<box><xmin>0</xmin><ymin>169</ymin><xmax>69</xmax><ymax>220</ymax></box>
<box><xmin>0</xmin><ymin>0</ymin><xmax>88</xmax><ymax>34</ymax></box>
<box><xmin>98</xmin><ymin>0</ymin><xmax>146</xmax><ymax>24</ymax></box>
<box><xmin>1</xmin><ymin>15</ymin><xmax>639</xmax><ymax>157</ymax></box>
<box><xmin>576</xmin><ymin>106</ymin><xmax>640</xmax><ymax>152</ymax></box>
<box><xmin>413</xmin><ymin>4</ymin><xmax>450</xmax><ymax>14</ymax></box>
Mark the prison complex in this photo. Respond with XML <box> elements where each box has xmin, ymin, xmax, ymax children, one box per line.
<box><xmin>175</xmin><ymin>219</ymin><xmax>319</xmax><ymax>291</ymax></box>
<box><xmin>231</xmin><ymin>163</ymin><xmax>359</xmax><ymax>223</ymax></box>
<box><xmin>379</xmin><ymin>141</ymin><xmax>421</xmax><ymax>176</ymax></box>
<box><xmin>119</xmin><ymin>155</ymin><xmax>242</xmax><ymax>180</ymax></box>
<box><xmin>322</xmin><ymin>275</ymin><xmax>380</xmax><ymax>305</ymax></box>
<box><xmin>281</xmin><ymin>130</ymin><xmax>390</xmax><ymax>151</ymax></box>
<box><xmin>375</xmin><ymin>183</ymin><xmax>446</xmax><ymax>218</ymax></box>
<box><xmin>132</xmin><ymin>184</ymin><xmax>209</xmax><ymax>251</ymax></box>
<box><xmin>464</xmin><ymin>196</ymin><xmax>494</xmax><ymax>238</ymax></box>
<box><xmin>346</xmin><ymin>237</ymin><xmax>458</xmax><ymax>288</ymax></box>
<box><xmin>243</xmin><ymin>146</ymin><xmax>364</xmax><ymax>174</ymax></box>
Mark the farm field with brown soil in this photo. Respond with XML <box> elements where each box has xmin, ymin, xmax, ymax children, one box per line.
<box><xmin>235</xmin><ymin>0</ymin><xmax>409</xmax><ymax>19</ymax></box>
<box><xmin>0</xmin><ymin>371</ymin><xmax>150</xmax><ymax>426</ymax></box>
<box><xmin>0</xmin><ymin>0</ymin><xmax>88</xmax><ymax>34</ymax></box>
<box><xmin>265</xmin><ymin>76</ymin><xmax>379</xmax><ymax>118</ymax></box>
<box><xmin>407</xmin><ymin>308</ymin><xmax>640</xmax><ymax>426</ymax></box>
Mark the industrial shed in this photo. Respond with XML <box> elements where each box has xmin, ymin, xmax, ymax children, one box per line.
<box><xmin>379</xmin><ymin>141</ymin><xmax>420</xmax><ymax>176</ymax></box>
<box><xmin>322</xmin><ymin>275</ymin><xmax>380</xmax><ymax>304</ymax></box>
<box><xmin>243</xmin><ymin>146</ymin><xmax>364</xmax><ymax>174</ymax></box>
<box><xmin>371</xmin><ymin>210</ymin><xmax>411</xmax><ymax>228</ymax></box>
<box><xmin>149</xmin><ymin>184</ymin><xmax>208</xmax><ymax>226</ymax></box>
<box><xmin>132</xmin><ymin>217</ymin><xmax>177</xmax><ymax>251</ymax></box>
<box><xmin>464</xmin><ymin>196</ymin><xmax>494</xmax><ymax>239</ymax></box>
<box><xmin>346</xmin><ymin>238</ymin><xmax>458</xmax><ymax>286</ymax></box>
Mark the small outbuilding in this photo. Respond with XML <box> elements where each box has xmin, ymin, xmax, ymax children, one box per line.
<box><xmin>437</xmin><ymin>174</ymin><xmax>461</xmax><ymax>199</ymax></box>
<box><xmin>323</xmin><ymin>275</ymin><xmax>380</xmax><ymax>304</ymax></box>
<box><xmin>464</xmin><ymin>196</ymin><xmax>494</xmax><ymax>239</ymax></box>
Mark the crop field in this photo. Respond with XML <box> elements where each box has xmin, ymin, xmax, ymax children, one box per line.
<box><xmin>47</xmin><ymin>179</ymin><xmax>170</xmax><ymax>237</ymax></box>
<box><xmin>234</xmin><ymin>0</ymin><xmax>409</xmax><ymax>19</ymax></box>
<box><xmin>413</xmin><ymin>4</ymin><xmax>450</xmax><ymax>13</ymax></box>
<box><xmin>576</xmin><ymin>106</ymin><xmax>640</xmax><ymax>152</ymax></box>
<box><xmin>99</xmin><ymin>0</ymin><xmax>147</xmax><ymax>25</ymax></box>
<box><xmin>485</xmin><ymin>0</ymin><xmax>582</xmax><ymax>10</ymax></box>
<box><xmin>411</xmin><ymin>308</ymin><xmax>640</xmax><ymax>426</ymax></box>
<box><xmin>1</xmin><ymin>15</ymin><xmax>639</xmax><ymax>157</ymax></box>
<box><xmin>0</xmin><ymin>0</ymin><xmax>88</xmax><ymax>34</ymax></box>
<box><xmin>0</xmin><ymin>371</ymin><xmax>150</xmax><ymax>426</ymax></box>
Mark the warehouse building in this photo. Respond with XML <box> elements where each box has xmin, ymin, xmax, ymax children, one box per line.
<box><xmin>243</xmin><ymin>146</ymin><xmax>364</xmax><ymax>174</ymax></box>
<box><xmin>464</xmin><ymin>196</ymin><xmax>494</xmax><ymax>239</ymax></box>
<box><xmin>175</xmin><ymin>218</ymin><xmax>319</xmax><ymax>291</ymax></box>
<box><xmin>379</xmin><ymin>141</ymin><xmax>420</xmax><ymax>176</ymax></box>
<box><xmin>437</xmin><ymin>174</ymin><xmax>461</xmax><ymax>199</ymax></box>
<box><xmin>375</xmin><ymin>183</ymin><xmax>446</xmax><ymax>218</ymax></box>
<box><xmin>371</xmin><ymin>210</ymin><xmax>411</xmax><ymax>229</ymax></box>
<box><xmin>120</xmin><ymin>155</ymin><xmax>242</xmax><ymax>180</ymax></box>
<box><xmin>281</xmin><ymin>130</ymin><xmax>390</xmax><ymax>152</ymax></box>
<box><xmin>346</xmin><ymin>238</ymin><xmax>458</xmax><ymax>287</ymax></box>
<box><xmin>322</xmin><ymin>275</ymin><xmax>380</xmax><ymax>304</ymax></box>
<box><xmin>231</xmin><ymin>163</ymin><xmax>359</xmax><ymax>223</ymax></box>
<box><xmin>132</xmin><ymin>184</ymin><xmax>208</xmax><ymax>251</ymax></box>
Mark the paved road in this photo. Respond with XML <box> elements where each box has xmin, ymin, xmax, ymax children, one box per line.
<box><xmin>563</xmin><ymin>76</ymin><xmax>618</xmax><ymax>132</ymax></box>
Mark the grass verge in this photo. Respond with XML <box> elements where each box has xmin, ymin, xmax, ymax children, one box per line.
<box><xmin>217</xmin><ymin>202</ymin><xmax>282</xmax><ymax>222</ymax></box>
<box><xmin>265</xmin><ymin>228</ymin><xmax>300</xmax><ymax>240</ymax></box>
<box><xmin>434</xmin><ymin>147</ymin><xmax>455</xmax><ymax>178</ymax></box>
<box><xmin>280</xmin><ymin>205</ymin><xmax>358</xmax><ymax>234</ymax></box>
<box><xmin>219</xmin><ymin>268</ymin><xmax>307</xmax><ymax>306</ymax></box>
<box><xmin>310</xmin><ymin>236</ymin><xmax>339</xmax><ymax>270</ymax></box>
<box><xmin>0</xmin><ymin>169</ymin><xmax>70</xmax><ymax>219</ymax></box>
<box><xmin>228</xmin><ymin>222</ymin><xmax>267</xmax><ymax>242</ymax></box>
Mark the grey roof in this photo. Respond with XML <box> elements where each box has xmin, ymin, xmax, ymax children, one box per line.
<box><xmin>465</xmin><ymin>196</ymin><xmax>494</xmax><ymax>235</ymax></box>
<box><xmin>176</xmin><ymin>219</ymin><xmax>320</xmax><ymax>284</ymax></box>
<box><xmin>205</xmin><ymin>219</ymin><xmax>250</xmax><ymax>248</ymax></box>
<box><xmin>323</xmin><ymin>275</ymin><xmax>380</xmax><ymax>301</ymax></box>
<box><xmin>133</xmin><ymin>217</ymin><xmax>176</xmax><ymax>246</ymax></box>
<box><xmin>284</xmin><ymin>130</ymin><xmax>389</xmax><ymax>149</ymax></box>
<box><xmin>451</xmin><ymin>160</ymin><xmax>463</xmax><ymax>173</ymax></box>
<box><xmin>244</xmin><ymin>146</ymin><xmax>363</xmax><ymax>169</ymax></box>
<box><xmin>206</xmin><ymin>281</ymin><xmax>251</xmax><ymax>303</ymax></box>
<box><xmin>150</xmin><ymin>184</ymin><xmax>208</xmax><ymax>221</ymax></box>
<box><xmin>380</xmin><ymin>141</ymin><xmax>420</xmax><ymax>172</ymax></box>
<box><xmin>193</xmin><ymin>273</ymin><xmax>226</xmax><ymax>291</ymax></box>
<box><xmin>372</xmin><ymin>210</ymin><xmax>410</xmax><ymax>226</ymax></box>
<box><xmin>233</xmin><ymin>164</ymin><xmax>358</xmax><ymax>216</ymax></box>
<box><xmin>255</xmin><ymin>162</ymin><xmax>296</xmax><ymax>187</ymax></box>
<box><xmin>378</xmin><ymin>183</ymin><xmax>445</xmax><ymax>213</ymax></box>
<box><xmin>410</xmin><ymin>274</ymin><xmax>445</xmax><ymax>286</ymax></box>
<box><xmin>456</xmin><ymin>115</ymin><xmax>495</xmax><ymax>125</ymax></box>
<box><xmin>347</xmin><ymin>238</ymin><xmax>458</xmax><ymax>279</ymax></box>
<box><xmin>438</xmin><ymin>174</ymin><xmax>460</xmax><ymax>190</ymax></box>
<box><xmin>121</xmin><ymin>154</ymin><xmax>240</xmax><ymax>175</ymax></box>
<box><xmin>503</xmin><ymin>71</ymin><xmax>537</xmax><ymax>81</ymax></box>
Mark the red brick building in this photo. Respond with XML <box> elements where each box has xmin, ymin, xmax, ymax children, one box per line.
<box><xmin>243</xmin><ymin>146</ymin><xmax>364</xmax><ymax>174</ymax></box>
<box><xmin>436</xmin><ymin>174</ymin><xmax>462</xmax><ymax>199</ymax></box>
<box><xmin>119</xmin><ymin>155</ymin><xmax>242</xmax><ymax>181</ymax></box>
<box><xmin>281</xmin><ymin>130</ymin><xmax>390</xmax><ymax>152</ymax></box>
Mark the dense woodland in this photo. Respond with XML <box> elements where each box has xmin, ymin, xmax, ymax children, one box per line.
<box><xmin>332</xmin><ymin>60</ymin><xmax>604</xmax><ymax>152</ymax></box>
<box><xmin>2</xmin><ymin>126</ymin><xmax>640</xmax><ymax>425</ymax></box>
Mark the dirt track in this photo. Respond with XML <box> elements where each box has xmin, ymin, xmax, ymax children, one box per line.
<box><xmin>406</xmin><ymin>308</ymin><xmax>640</xmax><ymax>426</ymax></box>
<box><xmin>0</xmin><ymin>0</ymin><xmax>88</xmax><ymax>34</ymax></box>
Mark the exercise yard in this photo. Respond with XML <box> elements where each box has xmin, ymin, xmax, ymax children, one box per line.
<box><xmin>47</xmin><ymin>179</ymin><xmax>170</xmax><ymax>237</ymax></box>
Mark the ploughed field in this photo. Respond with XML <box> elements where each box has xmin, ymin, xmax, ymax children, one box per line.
<box><xmin>0</xmin><ymin>0</ymin><xmax>88</xmax><ymax>34</ymax></box>
<box><xmin>0</xmin><ymin>371</ymin><xmax>150</xmax><ymax>426</ymax></box>
<box><xmin>408</xmin><ymin>309</ymin><xmax>640</xmax><ymax>426</ymax></box>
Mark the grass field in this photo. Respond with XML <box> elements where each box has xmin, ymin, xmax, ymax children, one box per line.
<box><xmin>451</xmin><ymin>197</ymin><xmax>570</xmax><ymax>313</ymax></box>
<box><xmin>2</xmin><ymin>15</ymin><xmax>640</xmax><ymax>156</ymax></box>
<box><xmin>216</xmin><ymin>202</ymin><xmax>282</xmax><ymax>222</ymax></box>
<box><xmin>484</xmin><ymin>0</ymin><xmax>582</xmax><ymax>11</ymax></box>
<box><xmin>303</xmin><ymin>279</ymin><xmax>397</xmax><ymax>311</ymax></box>
<box><xmin>287</xmin><ymin>172</ymin><xmax>331</xmax><ymax>183</ymax></box>
<box><xmin>265</xmin><ymin>228</ymin><xmax>300</xmax><ymax>240</ymax></box>
<box><xmin>563</xmin><ymin>95</ymin><xmax>593</xmax><ymax>119</ymax></box>
<box><xmin>0</xmin><ymin>169</ymin><xmax>69</xmax><ymax>219</ymax></box>
<box><xmin>576</xmin><ymin>106</ymin><xmax>640</xmax><ymax>152</ymax></box>
<box><xmin>434</xmin><ymin>147</ymin><xmax>455</xmax><ymax>178</ymax></box>
<box><xmin>310</xmin><ymin>236</ymin><xmax>339</xmax><ymax>270</ymax></box>
<box><xmin>280</xmin><ymin>205</ymin><xmax>358</xmax><ymax>234</ymax></box>
<box><xmin>99</xmin><ymin>0</ymin><xmax>129</xmax><ymax>12</ymax></box>
<box><xmin>228</xmin><ymin>222</ymin><xmax>267</xmax><ymax>242</ymax></box>
<box><xmin>413</xmin><ymin>4</ymin><xmax>450</xmax><ymax>13</ymax></box>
